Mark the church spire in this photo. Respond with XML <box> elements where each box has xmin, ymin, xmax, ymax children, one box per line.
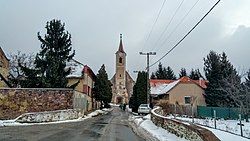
<box><xmin>117</xmin><ymin>34</ymin><xmax>125</xmax><ymax>53</ymax></box>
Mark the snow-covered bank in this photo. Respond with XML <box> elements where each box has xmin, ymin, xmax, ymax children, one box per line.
<box><xmin>0</xmin><ymin>108</ymin><xmax>112</xmax><ymax>127</ymax></box>
<box><xmin>169</xmin><ymin>116</ymin><xmax>250</xmax><ymax>139</ymax></box>
<box><xmin>129</xmin><ymin>114</ymin><xmax>188</xmax><ymax>141</ymax></box>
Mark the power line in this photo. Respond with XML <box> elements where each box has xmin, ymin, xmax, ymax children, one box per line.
<box><xmin>141</xmin><ymin>0</ymin><xmax>167</xmax><ymax>52</ymax></box>
<box><xmin>151</xmin><ymin>0</ymin><xmax>185</xmax><ymax>51</ymax></box>
<box><xmin>149</xmin><ymin>0</ymin><xmax>221</xmax><ymax>68</ymax></box>
<box><xmin>151</xmin><ymin>0</ymin><xmax>200</xmax><ymax>52</ymax></box>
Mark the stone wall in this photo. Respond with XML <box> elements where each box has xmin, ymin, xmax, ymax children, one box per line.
<box><xmin>0</xmin><ymin>88</ymin><xmax>74</xmax><ymax>119</ymax></box>
<box><xmin>151</xmin><ymin>107</ymin><xmax>220</xmax><ymax>141</ymax></box>
<box><xmin>16</xmin><ymin>109</ymin><xmax>83</xmax><ymax>123</ymax></box>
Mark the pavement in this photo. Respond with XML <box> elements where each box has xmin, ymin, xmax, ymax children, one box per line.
<box><xmin>0</xmin><ymin>107</ymin><xmax>145</xmax><ymax>141</ymax></box>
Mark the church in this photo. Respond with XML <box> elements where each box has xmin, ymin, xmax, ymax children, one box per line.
<box><xmin>110</xmin><ymin>34</ymin><xmax>135</xmax><ymax>104</ymax></box>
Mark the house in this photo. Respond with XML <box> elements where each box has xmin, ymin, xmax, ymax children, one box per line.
<box><xmin>66</xmin><ymin>59</ymin><xmax>99</xmax><ymax>111</ymax></box>
<box><xmin>0</xmin><ymin>47</ymin><xmax>10</xmax><ymax>87</ymax></box>
<box><xmin>150</xmin><ymin>76</ymin><xmax>208</xmax><ymax>107</ymax></box>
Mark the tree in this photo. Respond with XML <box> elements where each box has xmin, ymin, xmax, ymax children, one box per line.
<box><xmin>155</xmin><ymin>62</ymin><xmax>166</xmax><ymax>79</ymax></box>
<box><xmin>165</xmin><ymin>66</ymin><xmax>176</xmax><ymax>80</ymax></box>
<box><xmin>129</xmin><ymin>71</ymin><xmax>147</xmax><ymax>112</ymax></box>
<box><xmin>179</xmin><ymin>68</ymin><xmax>187</xmax><ymax>78</ymax></box>
<box><xmin>204</xmin><ymin>51</ymin><xmax>240</xmax><ymax>107</ymax></box>
<box><xmin>189</xmin><ymin>69</ymin><xmax>203</xmax><ymax>80</ymax></box>
<box><xmin>204</xmin><ymin>51</ymin><xmax>223</xmax><ymax>106</ymax></box>
<box><xmin>21</xmin><ymin>19</ymin><xmax>75</xmax><ymax>88</ymax></box>
<box><xmin>93</xmin><ymin>64</ymin><xmax>112</xmax><ymax>108</ymax></box>
<box><xmin>150</xmin><ymin>72</ymin><xmax>156</xmax><ymax>79</ymax></box>
<box><xmin>8</xmin><ymin>51</ymin><xmax>35</xmax><ymax>87</ymax></box>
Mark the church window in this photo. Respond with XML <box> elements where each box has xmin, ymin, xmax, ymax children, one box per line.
<box><xmin>119</xmin><ymin>57</ymin><xmax>122</xmax><ymax>63</ymax></box>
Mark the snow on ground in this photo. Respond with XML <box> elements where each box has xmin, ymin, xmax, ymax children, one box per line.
<box><xmin>129</xmin><ymin>114</ymin><xmax>188</xmax><ymax>141</ymax></box>
<box><xmin>0</xmin><ymin>108</ymin><xmax>112</xmax><ymax>127</ymax></box>
<box><xmin>201</xmin><ymin>126</ymin><xmax>250</xmax><ymax>141</ymax></box>
<box><xmin>165</xmin><ymin>115</ymin><xmax>250</xmax><ymax>140</ymax></box>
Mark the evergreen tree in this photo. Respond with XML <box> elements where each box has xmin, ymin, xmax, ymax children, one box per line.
<box><xmin>165</xmin><ymin>66</ymin><xmax>176</xmax><ymax>80</ymax></box>
<box><xmin>93</xmin><ymin>64</ymin><xmax>112</xmax><ymax>108</ymax></box>
<box><xmin>129</xmin><ymin>71</ymin><xmax>147</xmax><ymax>112</ymax></box>
<box><xmin>150</xmin><ymin>72</ymin><xmax>156</xmax><ymax>79</ymax></box>
<box><xmin>155</xmin><ymin>62</ymin><xmax>165</xmax><ymax>79</ymax></box>
<box><xmin>204</xmin><ymin>51</ymin><xmax>240</xmax><ymax>107</ymax></box>
<box><xmin>204</xmin><ymin>51</ymin><xmax>222</xmax><ymax>106</ymax></box>
<box><xmin>21</xmin><ymin>19</ymin><xmax>75</xmax><ymax>88</ymax></box>
<box><xmin>189</xmin><ymin>69</ymin><xmax>203</xmax><ymax>80</ymax></box>
<box><xmin>179</xmin><ymin>68</ymin><xmax>187</xmax><ymax>78</ymax></box>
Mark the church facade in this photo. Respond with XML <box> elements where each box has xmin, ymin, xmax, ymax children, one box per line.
<box><xmin>110</xmin><ymin>34</ymin><xmax>134</xmax><ymax>104</ymax></box>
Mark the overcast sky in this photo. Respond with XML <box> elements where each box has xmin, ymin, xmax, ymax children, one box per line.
<box><xmin>1</xmin><ymin>0</ymin><xmax>250</xmax><ymax>79</ymax></box>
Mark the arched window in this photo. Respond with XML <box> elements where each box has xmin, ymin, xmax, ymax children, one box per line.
<box><xmin>119</xmin><ymin>57</ymin><xmax>122</xmax><ymax>63</ymax></box>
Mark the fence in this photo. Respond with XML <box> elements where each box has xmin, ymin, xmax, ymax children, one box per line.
<box><xmin>197</xmin><ymin>106</ymin><xmax>241</xmax><ymax>119</ymax></box>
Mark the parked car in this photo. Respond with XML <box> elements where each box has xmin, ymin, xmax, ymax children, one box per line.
<box><xmin>138</xmin><ymin>104</ymin><xmax>151</xmax><ymax>115</ymax></box>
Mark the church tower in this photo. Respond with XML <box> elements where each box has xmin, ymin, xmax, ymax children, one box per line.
<box><xmin>111</xmin><ymin>34</ymin><xmax>134</xmax><ymax>104</ymax></box>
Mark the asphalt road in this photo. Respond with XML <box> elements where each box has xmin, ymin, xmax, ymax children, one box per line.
<box><xmin>0</xmin><ymin>107</ymin><xmax>145</xmax><ymax>141</ymax></box>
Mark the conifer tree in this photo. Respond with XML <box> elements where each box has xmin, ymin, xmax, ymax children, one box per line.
<box><xmin>150</xmin><ymin>72</ymin><xmax>156</xmax><ymax>79</ymax></box>
<box><xmin>204</xmin><ymin>51</ymin><xmax>240</xmax><ymax>107</ymax></box>
<box><xmin>93</xmin><ymin>64</ymin><xmax>112</xmax><ymax>108</ymax></box>
<box><xmin>129</xmin><ymin>71</ymin><xmax>147</xmax><ymax>112</ymax></box>
<box><xmin>155</xmin><ymin>62</ymin><xmax>165</xmax><ymax>79</ymax></box>
<box><xmin>179</xmin><ymin>68</ymin><xmax>187</xmax><ymax>78</ymax></box>
<box><xmin>165</xmin><ymin>66</ymin><xmax>176</xmax><ymax>80</ymax></box>
<box><xmin>189</xmin><ymin>69</ymin><xmax>203</xmax><ymax>80</ymax></box>
<box><xmin>20</xmin><ymin>19</ymin><xmax>75</xmax><ymax>88</ymax></box>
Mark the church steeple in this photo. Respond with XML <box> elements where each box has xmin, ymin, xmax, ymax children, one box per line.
<box><xmin>117</xmin><ymin>34</ymin><xmax>125</xmax><ymax>53</ymax></box>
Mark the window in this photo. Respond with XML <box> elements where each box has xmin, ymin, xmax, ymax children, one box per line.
<box><xmin>120</xmin><ymin>74</ymin><xmax>122</xmax><ymax>77</ymax></box>
<box><xmin>184</xmin><ymin>96</ymin><xmax>191</xmax><ymax>104</ymax></box>
<box><xmin>119</xmin><ymin>57</ymin><xmax>122</xmax><ymax>63</ymax></box>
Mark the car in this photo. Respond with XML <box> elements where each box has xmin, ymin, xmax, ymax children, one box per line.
<box><xmin>138</xmin><ymin>104</ymin><xmax>151</xmax><ymax>115</ymax></box>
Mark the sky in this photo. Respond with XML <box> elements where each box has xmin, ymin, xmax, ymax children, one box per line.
<box><xmin>0</xmin><ymin>0</ymin><xmax>250</xmax><ymax>80</ymax></box>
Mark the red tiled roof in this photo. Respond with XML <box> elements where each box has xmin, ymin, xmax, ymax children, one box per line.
<box><xmin>150</xmin><ymin>76</ymin><xmax>208</xmax><ymax>89</ymax></box>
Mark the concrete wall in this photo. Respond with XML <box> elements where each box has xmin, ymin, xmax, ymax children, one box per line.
<box><xmin>0</xmin><ymin>88</ymin><xmax>74</xmax><ymax>119</ymax></box>
<box><xmin>151</xmin><ymin>107</ymin><xmax>220</xmax><ymax>141</ymax></box>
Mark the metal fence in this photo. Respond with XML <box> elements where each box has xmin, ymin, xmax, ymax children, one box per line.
<box><xmin>197</xmin><ymin>106</ymin><xmax>241</xmax><ymax>119</ymax></box>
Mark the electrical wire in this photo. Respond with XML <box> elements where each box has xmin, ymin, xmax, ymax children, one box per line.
<box><xmin>151</xmin><ymin>0</ymin><xmax>200</xmax><ymax>52</ymax></box>
<box><xmin>149</xmin><ymin>0</ymin><xmax>221</xmax><ymax>68</ymax></box>
<box><xmin>151</xmin><ymin>0</ymin><xmax>185</xmax><ymax>51</ymax></box>
<box><xmin>141</xmin><ymin>0</ymin><xmax>167</xmax><ymax>52</ymax></box>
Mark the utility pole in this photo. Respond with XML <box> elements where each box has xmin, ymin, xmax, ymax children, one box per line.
<box><xmin>139</xmin><ymin>52</ymin><xmax>156</xmax><ymax>107</ymax></box>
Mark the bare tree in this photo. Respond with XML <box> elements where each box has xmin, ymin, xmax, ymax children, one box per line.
<box><xmin>8</xmin><ymin>51</ymin><xmax>35</xmax><ymax>87</ymax></box>
<box><xmin>218</xmin><ymin>73</ymin><xmax>250</xmax><ymax>121</ymax></box>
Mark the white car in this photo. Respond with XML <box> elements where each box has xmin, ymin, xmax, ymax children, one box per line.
<box><xmin>138</xmin><ymin>104</ymin><xmax>151</xmax><ymax>115</ymax></box>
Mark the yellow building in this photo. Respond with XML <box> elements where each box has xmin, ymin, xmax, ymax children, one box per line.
<box><xmin>0</xmin><ymin>47</ymin><xmax>10</xmax><ymax>87</ymax></box>
<box><xmin>150</xmin><ymin>76</ymin><xmax>207</xmax><ymax>107</ymax></box>
<box><xmin>67</xmin><ymin>59</ymin><xmax>98</xmax><ymax>111</ymax></box>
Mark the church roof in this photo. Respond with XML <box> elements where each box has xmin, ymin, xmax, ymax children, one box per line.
<box><xmin>116</xmin><ymin>34</ymin><xmax>125</xmax><ymax>53</ymax></box>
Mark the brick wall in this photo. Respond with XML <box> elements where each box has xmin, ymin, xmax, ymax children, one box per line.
<box><xmin>0</xmin><ymin>88</ymin><xmax>74</xmax><ymax>119</ymax></box>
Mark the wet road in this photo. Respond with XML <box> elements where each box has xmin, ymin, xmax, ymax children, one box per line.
<box><xmin>0</xmin><ymin>107</ymin><xmax>145</xmax><ymax>141</ymax></box>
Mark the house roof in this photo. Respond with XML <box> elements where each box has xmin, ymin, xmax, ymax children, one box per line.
<box><xmin>150</xmin><ymin>76</ymin><xmax>208</xmax><ymax>95</ymax></box>
<box><xmin>66</xmin><ymin>59</ymin><xmax>84</xmax><ymax>78</ymax></box>
<box><xmin>0</xmin><ymin>47</ymin><xmax>9</xmax><ymax>61</ymax></box>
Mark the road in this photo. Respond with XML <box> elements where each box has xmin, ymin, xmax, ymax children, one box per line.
<box><xmin>0</xmin><ymin>107</ymin><xmax>145</xmax><ymax>141</ymax></box>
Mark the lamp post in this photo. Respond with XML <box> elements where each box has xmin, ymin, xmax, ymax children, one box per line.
<box><xmin>139</xmin><ymin>52</ymin><xmax>156</xmax><ymax>107</ymax></box>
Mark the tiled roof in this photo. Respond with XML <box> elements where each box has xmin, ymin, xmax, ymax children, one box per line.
<box><xmin>150</xmin><ymin>76</ymin><xmax>208</xmax><ymax>89</ymax></box>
